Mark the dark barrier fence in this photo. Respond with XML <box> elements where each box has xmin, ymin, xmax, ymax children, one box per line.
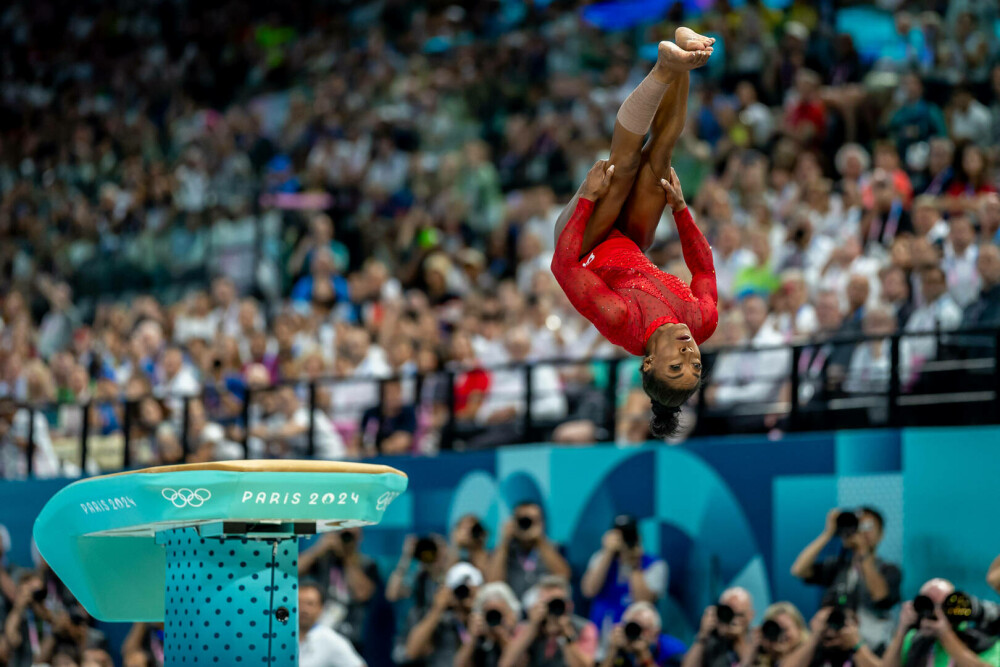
<box><xmin>6</xmin><ymin>325</ymin><xmax>1000</xmax><ymax>477</ymax></box>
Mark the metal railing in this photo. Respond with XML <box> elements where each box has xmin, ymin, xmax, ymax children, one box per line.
<box><xmin>5</xmin><ymin>325</ymin><xmax>1000</xmax><ymax>477</ymax></box>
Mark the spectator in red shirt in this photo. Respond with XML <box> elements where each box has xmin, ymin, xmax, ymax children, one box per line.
<box><xmin>946</xmin><ymin>143</ymin><xmax>998</xmax><ymax>213</ymax></box>
<box><xmin>449</xmin><ymin>332</ymin><xmax>490</xmax><ymax>421</ymax></box>
<box><xmin>785</xmin><ymin>69</ymin><xmax>826</xmax><ymax>148</ymax></box>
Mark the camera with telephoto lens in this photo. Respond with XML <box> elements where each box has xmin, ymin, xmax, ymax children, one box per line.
<box><xmin>762</xmin><ymin>619</ymin><xmax>783</xmax><ymax>643</ymax></box>
<box><xmin>943</xmin><ymin>592</ymin><xmax>983</xmax><ymax>628</ymax></box>
<box><xmin>625</xmin><ymin>621</ymin><xmax>643</xmax><ymax>642</ymax></box>
<box><xmin>470</xmin><ymin>521</ymin><xmax>486</xmax><ymax>541</ymax></box>
<box><xmin>341</xmin><ymin>531</ymin><xmax>355</xmax><ymax>545</ymax></box>
<box><xmin>826</xmin><ymin>607</ymin><xmax>847</xmax><ymax>631</ymax></box>
<box><xmin>453</xmin><ymin>583</ymin><xmax>472</xmax><ymax>601</ymax></box>
<box><xmin>32</xmin><ymin>586</ymin><xmax>48</xmax><ymax>604</ymax></box>
<box><xmin>414</xmin><ymin>536</ymin><xmax>438</xmax><ymax>565</ymax></box>
<box><xmin>547</xmin><ymin>597</ymin><xmax>567</xmax><ymax>617</ymax></box>
<box><xmin>485</xmin><ymin>609</ymin><xmax>503</xmax><ymax>627</ymax></box>
<box><xmin>836</xmin><ymin>511</ymin><xmax>859</xmax><ymax>540</ymax></box>
<box><xmin>716</xmin><ymin>604</ymin><xmax>736</xmax><ymax>625</ymax></box>
<box><xmin>517</xmin><ymin>515</ymin><xmax>534</xmax><ymax>532</ymax></box>
<box><xmin>615</xmin><ymin>515</ymin><xmax>639</xmax><ymax>550</ymax></box>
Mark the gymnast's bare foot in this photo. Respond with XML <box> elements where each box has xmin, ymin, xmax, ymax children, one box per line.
<box><xmin>675</xmin><ymin>26</ymin><xmax>715</xmax><ymax>52</ymax></box>
<box><xmin>654</xmin><ymin>40</ymin><xmax>712</xmax><ymax>77</ymax></box>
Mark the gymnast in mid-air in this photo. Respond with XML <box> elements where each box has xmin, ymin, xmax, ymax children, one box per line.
<box><xmin>551</xmin><ymin>27</ymin><xmax>718</xmax><ymax>438</ymax></box>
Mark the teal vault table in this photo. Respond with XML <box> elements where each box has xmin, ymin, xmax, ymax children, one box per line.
<box><xmin>33</xmin><ymin>460</ymin><xmax>408</xmax><ymax>665</ymax></box>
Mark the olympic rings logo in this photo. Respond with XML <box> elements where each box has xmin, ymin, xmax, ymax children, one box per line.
<box><xmin>161</xmin><ymin>488</ymin><xmax>212</xmax><ymax>508</ymax></box>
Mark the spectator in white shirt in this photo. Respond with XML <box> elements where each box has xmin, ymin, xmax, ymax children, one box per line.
<box><xmin>948</xmin><ymin>87</ymin><xmax>993</xmax><ymax>147</ymax></box>
<box><xmin>911</xmin><ymin>196</ymin><xmax>950</xmax><ymax>243</ymax></box>
<box><xmin>767</xmin><ymin>270</ymin><xmax>819</xmax><ymax>342</ymax></box>
<box><xmin>942</xmin><ymin>215</ymin><xmax>980</xmax><ymax>307</ymax></box>
<box><xmin>736</xmin><ymin>81</ymin><xmax>774</xmax><ymax>147</ymax></box>
<box><xmin>477</xmin><ymin>327</ymin><xmax>567</xmax><ymax>425</ymax></box>
<box><xmin>843</xmin><ymin>307</ymin><xmax>899</xmax><ymax>394</ymax></box>
<box><xmin>712</xmin><ymin>223</ymin><xmax>755</xmax><ymax>302</ymax></box>
<box><xmin>155</xmin><ymin>346</ymin><xmax>201</xmax><ymax>422</ymax></box>
<box><xmin>298</xmin><ymin>580</ymin><xmax>366</xmax><ymax>667</ymax></box>
<box><xmin>902</xmin><ymin>266</ymin><xmax>964</xmax><ymax>383</ymax></box>
<box><xmin>0</xmin><ymin>401</ymin><xmax>62</xmax><ymax>479</ymax></box>
<box><xmin>251</xmin><ymin>385</ymin><xmax>345</xmax><ymax>460</ymax></box>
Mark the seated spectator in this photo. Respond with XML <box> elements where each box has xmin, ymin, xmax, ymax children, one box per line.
<box><xmin>745</xmin><ymin>602</ymin><xmax>809</xmax><ymax>667</ymax></box>
<box><xmin>499</xmin><ymin>575</ymin><xmax>599</xmax><ymax>667</ymax></box>
<box><xmin>790</xmin><ymin>508</ymin><xmax>901</xmax><ymax>653</ymax></box>
<box><xmin>946</xmin><ymin>144</ymin><xmax>998</xmax><ymax>206</ymax></box>
<box><xmin>917</xmin><ymin>138</ymin><xmax>955</xmax><ymax>196</ymax></box>
<box><xmin>796</xmin><ymin>292</ymin><xmax>850</xmax><ymax>405</ymax></box>
<box><xmin>882</xmin><ymin>578</ymin><xmax>1000</xmax><ymax>667</ymax></box>
<box><xmin>682</xmin><ymin>588</ymin><xmax>756</xmax><ymax>667</ymax></box>
<box><xmin>902</xmin><ymin>267</ymin><xmax>963</xmax><ymax>381</ymax></box>
<box><xmin>582</xmin><ymin>515</ymin><xmax>668</xmax><ymax>648</ymax></box>
<box><xmin>357</xmin><ymin>379</ymin><xmax>417</xmax><ymax>456</ymax></box>
<box><xmin>0</xmin><ymin>398</ymin><xmax>62</xmax><ymax>480</ymax></box>
<box><xmin>766</xmin><ymin>271</ymin><xmax>818</xmax><ymax>342</ymax></box>
<box><xmin>843</xmin><ymin>307</ymin><xmax>898</xmax><ymax>395</ymax></box>
<box><xmin>781</xmin><ymin>607</ymin><xmax>878</xmax><ymax>667</ymax></box>
<box><xmin>713</xmin><ymin>224</ymin><xmax>755</xmax><ymax>303</ymax></box>
<box><xmin>297</xmin><ymin>529</ymin><xmax>379</xmax><ymax>652</ymax></box>
<box><xmin>941</xmin><ymin>216</ymin><xmax>980</xmax><ymax>308</ymax></box>
<box><xmin>298</xmin><ymin>580</ymin><xmax>365</xmax><ymax>667</ymax></box>
<box><xmin>887</xmin><ymin>74</ymin><xmax>946</xmax><ymax>159</ymax></box>
<box><xmin>455</xmin><ymin>582</ymin><xmax>522</xmax><ymax>667</ymax></box>
<box><xmin>879</xmin><ymin>267</ymin><xmax>915</xmax><ymax>330</ymax></box>
<box><xmin>947</xmin><ymin>87</ymin><xmax>992</xmax><ymax>149</ymax></box>
<box><xmin>961</xmin><ymin>244</ymin><xmax>1000</xmax><ymax>340</ymax></box>
<box><xmin>249</xmin><ymin>385</ymin><xmax>345</xmax><ymax>459</ymax></box>
<box><xmin>488</xmin><ymin>502</ymin><xmax>571</xmax><ymax>605</ymax></box>
<box><xmin>404</xmin><ymin>562</ymin><xmax>483</xmax><ymax>667</ymax></box>
<box><xmin>154</xmin><ymin>345</ymin><xmax>200</xmax><ymax>420</ymax></box>
<box><xmin>599</xmin><ymin>601</ymin><xmax>686</xmax><ymax>667</ymax></box>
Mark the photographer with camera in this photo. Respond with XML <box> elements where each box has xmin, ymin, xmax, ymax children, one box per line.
<box><xmin>488</xmin><ymin>502</ymin><xmax>571</xmax><ymax>604</ymax></box>
<box><xmin>404</xmin><ymin>562</ymin><xmax>484</xmax><ymax>666</ymax></box>
<box><xmin>781</xmin><ymin>606</ymin><xmax>880</xmax><ymax>667</ymax></box>
<box><xmin>499</xmin><ymin>575</ymin><xmax>598</xmax><ymax>667</ymax></box>
<box><xmin>742</xmin><ymin>602</ymin><xmax>809</xmax><ymax>667</ymax></box>
<box><xmin>600</xmin><ymin>601</ymin><xmax>687</xmax><ymax>667</ymax></box>
<box><xmin>882</xmin><ymin>578</ymin><xmax>999</xmax><ymax>667</ymax></box>
<box><xmin>790</xmin><ymin>507</ymin><xmax>901</xmax><ymax>653</ymax></box>
<box><xmin>455</xmin><ymin>582</ymin><xmax>522</xmax><ymax>667</ymax></box>
<box><xmin>583</xmin><ymin>515</ymin><xmax>668</xmax><ymax>648</ymax></box>
<box><xmin>451</xmin><ymin>514</ymin><xmax>491</xmax><ymax>575</ymax></box>
<box><xmin>298</xmin><ymin>528</ymin><xmax>379</xmax><ymax>653</ymax></box>
<box><xmin>682</xmin><ymin>588</ymin><xmax>756</xmax><ymax>667</ymax></box>
<box><xmin>387</xmin><ymin>534</ymin><xmax>448</xmax><ymax>608</ymax></box>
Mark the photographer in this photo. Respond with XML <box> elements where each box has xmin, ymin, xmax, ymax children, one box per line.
<box><xmin>600</xmin><ymin>602</ymin><xmax>686</xmax><ymax>667</ymax></box>
<box><xmin>988</xmin><ymin>556</ymin><xmax>1000</xmax><ymax>596</ymax></box>
<box><xmin>790</xmin><ymin>507</ymin><xmax>901</xmax><ymax>653</ymax></box>
<box><xmin>298</xmin><ymin>528</ymin><xmax>379</xmax><ymax>652</ymax></box>
<box><xmin>583</xmin><ymin>515</ymin><xmax>667</xmax><ymax>646</ymax></box>
<box><xmin>499</xmin><ymin>575</ymin><xmax>598</xmax><ymax>667</ymax></box>
<box><xmin>403</xmin><ymin>562</ymin><xmax>483</xmax><ymax>666</ymax></box>
<box><xmin>742</xmin><ymin>602</ymin><xmax>809</xmax><ymax>667</ymax></box>
<box><xmin>387</xmin><ymin>534</ymin><xmax>448</xmax><ymax>608</ymax></box>
<box><xmin>455</xmin><ymin>582</ymin><xmax>521</xmax><ymax>667</ymax></box>
<box><xmin>781</xmin><ymin>607</ymin><xmax>880</xmax><ymax>667</ymax></box>
<box><xmin>682</xmin><ymin>588</ymin><xmax>755</xmax><ymax>667</ymax></box>
<box><xmin>451</xmin><ymin>515</ymin><xmax>491</xmax><ymax>575</ymax></box>
<box><xmin>488</xmin><ymin>503</ymin><xmax>571</xmax><ymax>604</ymax></box>
<box><xmin>883</xmin><ymin>579</ymin><xmax>999</xmax><ymax>667</ymax></box>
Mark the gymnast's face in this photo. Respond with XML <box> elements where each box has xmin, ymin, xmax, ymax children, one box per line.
<box><xmin>642</xmin><ymin>323</ymin><xmax>702</xmax><ymax>393</ymax></box>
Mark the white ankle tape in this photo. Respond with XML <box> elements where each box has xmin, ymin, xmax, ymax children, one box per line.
<box><xmin>616</xmin><ymin>76</ymin><xmax>669</xmax><ymax>135</ymax></box>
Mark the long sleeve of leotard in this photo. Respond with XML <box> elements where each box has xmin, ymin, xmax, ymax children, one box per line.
<box><xmin>673</xmin><ymin>206</ymin><xmax>717</xmax><ymax>306</ymax></box>
<box><xmin>551</xmin><ymin>198</ymin><xmax>629</xmax><ymax>337</ymax></box>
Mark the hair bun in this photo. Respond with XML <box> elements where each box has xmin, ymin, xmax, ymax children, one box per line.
<box><xmin>649</xmin><ymin>401</ymin><xmax>682</xmax><ymax>439</ymax></box>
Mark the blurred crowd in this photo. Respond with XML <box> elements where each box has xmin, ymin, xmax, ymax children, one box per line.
<box><xmin>5</xmin><ymin>505</ymin><xmax>1000</xmax><ymax>667</ymax></box>
<box><xmin>5</xmin><ymin>0</ymin><xmax>1000</xmax><ymax>476</ymax></box>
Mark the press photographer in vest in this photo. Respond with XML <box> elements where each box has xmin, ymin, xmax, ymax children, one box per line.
<box><xmin>882</xmin><ymin>579</ymin><xmax>1000</xmax><ymax>667</ymax></box>
<box><xmin>791</xmin><ymin>507</ymin><xmax>901</xmax><ymax>653</ymax></box>
<box><xmin>601</xmin><ymin>601</ymin><xmax>686</xmax><ymax>667</ymax></box>
<box><xmin>781</xmin><ymin>606</ymin><xmax>880</xmax><ymax>667</ymax></box>
<box><xmin>682</xmin><ymin>587</ymin><xmax>755</xmax><ymax>667</ymax></box>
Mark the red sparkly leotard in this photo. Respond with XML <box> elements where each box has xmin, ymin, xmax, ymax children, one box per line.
<box><xmin>551</xmin><ymin>198</ymin><xmax>718</xmax><ymax>356</ymax></box>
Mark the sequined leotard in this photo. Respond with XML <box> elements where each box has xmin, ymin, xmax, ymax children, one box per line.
<box><xmin>551</xmin><ymin>198</ymin><xmax>718</xmax><ymax>356</ymax></box>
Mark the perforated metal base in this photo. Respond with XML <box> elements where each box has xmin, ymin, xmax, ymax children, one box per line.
<box><xmin>157</xmin><ymin>527</ymin><xmax>299</xmax><ymax>665</ymax></box>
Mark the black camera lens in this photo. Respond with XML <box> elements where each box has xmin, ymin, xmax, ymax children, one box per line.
<box><xmin>547</xmin><ymin>598</ymin><xmax>567</xmax><ymax>616</ymax></box>
<box><xmin>341</xmin><ymin>531</ymin><xmax>355</xmax><ymax>545</ymax></box>
<box><xmin>716</xmin><ymin>604</ymin><xmax>735</xmax><ymax>625</ymax></box>
<box><xmin>615</xmin><ymin>515</ymin><xmax>639</xmax><ymax>549</ymax></box>
<box><xmin>913</xmin><ymin>595</ymin><xmax>936</xmax><ymax>621</ymax></box>
<box><xmin>470</xmin><ymin>522</ymin><xmax>486</xmax><ymax>540</ymax></box>
<box><xmin>516</xmin><ymin>516</ymin><xmax>534</xmax><ymax>531</ymax></box>
<box><xmin>414</xmin><ymin>537</ymin><xmax>438</xmax><ymax>564</ymax></box>
<box><xmin>454</xmin><ymin>584</ymin><xmax>471</xmax><ymax>601</ymax></box>
<box><xmin>836</xmin><ymin>512</ymin><xmax>859</xmax><ymax>539</ymax></box>
<box><xmin>485</xmin><ymin>609</ymin><xmax>504</xmax><ymax>627</ymax></box>
<box><xmin>826</xmin><ymin>608</ymin><xmax>846</xmax><ymax>631</ymax></box>
<box><xmin>943</xmin><ymin>592</ymin><xmax>979</xmax><ymax>627</ymax></box>
<box><xmin>32</xmin><ymin>587</ymin><xmax>47</xmax><ymax>604</ymax></box>
<box><xmin>624</xmin><ymin>621</ymin><xmax>643</xmax><ymax>642</ymax></box>
<box><xmin>761</xmin><ymin>619</ymin><xmax>783</xmax><ymax>642</ymax></box>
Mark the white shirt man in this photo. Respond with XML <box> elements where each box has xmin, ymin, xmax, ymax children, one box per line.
<box><xmin>299</xmin><ymin>582</ymin><xmax>365</xmax><ymax>667</ymax></box>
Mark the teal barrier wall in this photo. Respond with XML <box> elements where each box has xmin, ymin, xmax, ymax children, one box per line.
<box><xmin>4</xmin><ymin>426</ymin><xmax>1000</xmax><ymax>643</ymax></box>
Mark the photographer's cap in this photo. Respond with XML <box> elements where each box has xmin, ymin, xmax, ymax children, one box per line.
<box><xmin>446</xmin><ymin>562</ymin><xmax>484</xmax><ymax>590</ymax></box>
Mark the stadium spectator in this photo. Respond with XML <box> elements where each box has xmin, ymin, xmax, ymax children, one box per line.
<box><xmin>963</xmin><ymin>245</ymin><xmax>1000</xmax><ymax>330</ymax></box>
<box><xmin>901</xmin><ymin>267</ymin><xmax>964</xmax><ymax>381</ymax></box>
<box><xmin>582</xmin><ymin>515</ymin><xmax>668</xmax><ymax>648</ymax></box>
<box><xmin>499</xmin><ymin>575</ymin><xmax>599</xmax><ymax>667</ymax></box>
<box><xmin>488</xmin><ymin>502</ymin><xmax>571</xmax><ymax>605</ymax></box>
<box><xmin>403</xmin><ymin>562</ymin><xmax>483</xmax><ymax>667</ymax></box>
<box><xmin>357</xmin><ymin>379</ymin><xmax>417</xmax><ymax>456</ymax></box>
<box><xmin>249</xmin><ymin>385</ymin><xmax>345</xmax><ymax>459</ymax></box>
<box><xmin>843</xmin><ymin>307</ymin><xmax>899</xmax><ymax>395</ymax></box>
<box><xmin>298</xmin><ymin>529</ymin><xmax>379</xmax><ymax>653</ymax></box>
<box><xmin>682</xmin><ymin>588</ymin><xmax>756</xmax><ymax>667</ymax></box>
<box><xmin>790</xmin><ymin>508</ymin><xmax>901</xmax><ymax>653</ymax></box>
<box><xmin>298</xmin><ymin>580</ymin><xmax>365</xmax><ymax>667</ymax></box>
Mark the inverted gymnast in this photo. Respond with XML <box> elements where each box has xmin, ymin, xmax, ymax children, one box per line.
<box><xmin>551</xmin><ymin>28</ymin><xmax>718</xmax><ymax>438</ymax></box>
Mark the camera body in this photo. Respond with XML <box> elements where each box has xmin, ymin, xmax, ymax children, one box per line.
<box><xmin>836</xmin><ymin>511</ymin><xmax>860</xmax><ymax>540</ymax></box>
<box><xmin>615</xmin><ymin>515</ymin><xmax>639</xmax><ymax>550</ymax></box>
<box><xmin>485</xmin><ymin>608</ymin><xmax>504</xmax><ymax>627</ymax></box>
<box><xmin>414</xmin><ymin>536</ymin><xmax>438</xmax><ymax>565</ymax></box>
<box><xmin>761</xmin><ymin>619</ymin><xmax>783</xmax><ymax>643</ymax></box>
